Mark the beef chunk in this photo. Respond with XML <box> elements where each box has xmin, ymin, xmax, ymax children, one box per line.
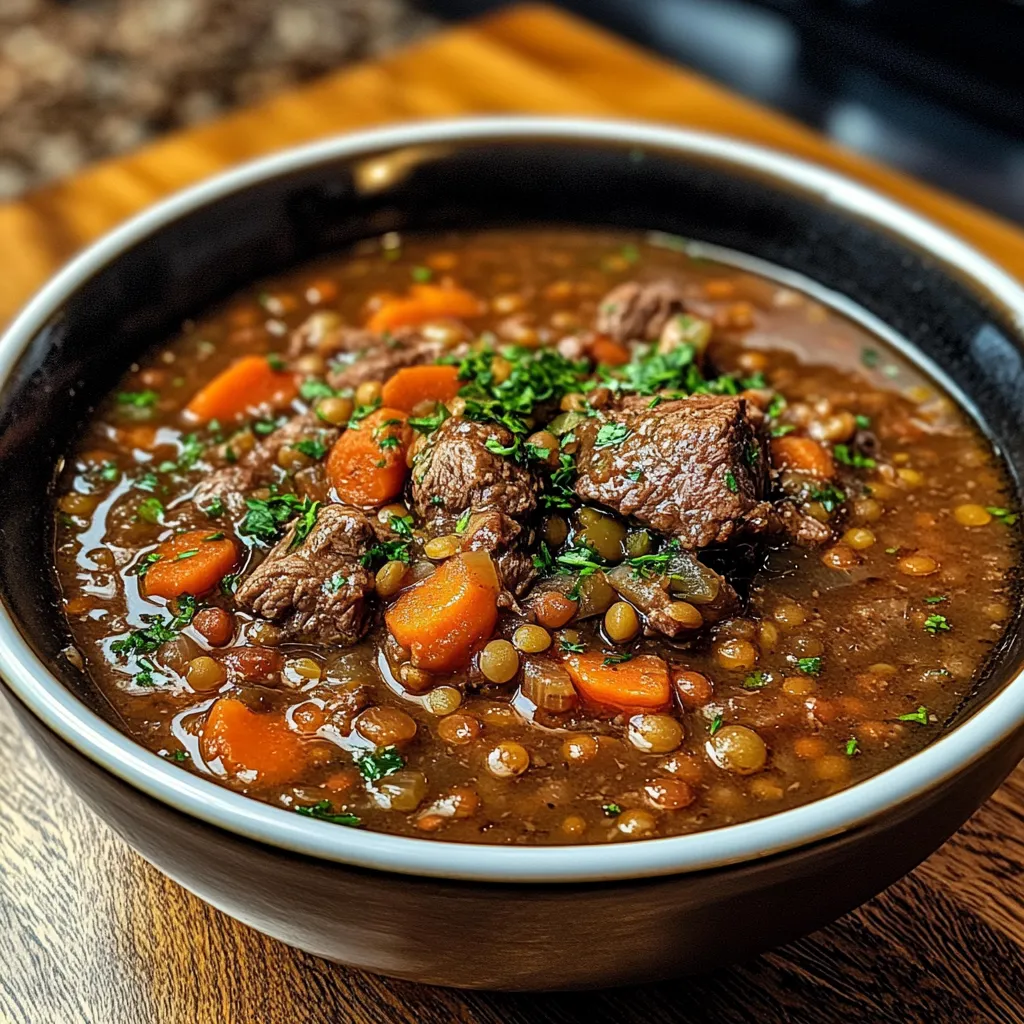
<box><xmin>191</xmin><ymin>411</ymin><xmax>340</xmax><ymax>515</ymax></box>
<box><xmin>574</xmin><ymin>395</ymin><xmax>770</xmax><ymax>549</ymax></box>
<box><xmin>410</xmin><ymin>417</ymin><xmax>539</xmax><ymax>519</ymax></box>
<box><xmin>287</xmin><ymin>315</ymin><xmax>377</xmax><ymax>360</ymax></box>
<box><xmin>772</xmin><ymin>501</ymin><xmax>834</xmax><ymax>546</ymax></box>
<box><xmin>234</xmin><ymin>505</ymin><xmax>376</xmax><ymax>645</ymax></box>
<box><xmin>459</xmin><ymin>510</ymin><xmax>537</xmax><ymax>604</ymax></box>
<box><xmin>596</xmin><ymin>279</ymin><xmax>688</xmax><ymax>343</ymax></box>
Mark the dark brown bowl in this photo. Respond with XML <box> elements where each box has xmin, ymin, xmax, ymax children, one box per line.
<box><xmin>2</xmin><ymin>118</ymin><xmax>1023</xmax><ymax>989</ymax></box>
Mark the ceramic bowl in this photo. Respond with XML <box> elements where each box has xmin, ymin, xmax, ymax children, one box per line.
<box><xmin>2</xmin><ymin>118</ymin><xmax>1023</xmax><ymax>989</ymax></box>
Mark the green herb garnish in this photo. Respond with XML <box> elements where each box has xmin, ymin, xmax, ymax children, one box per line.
<box><xmin>294</xmin><ymin>800</ymin><xmax>361</xmax><ymax>826</ymax></box>
<box><xmin>796</xmin><ymin>656</ymin><xmax>822</xmax><ymax>675</ymax></box>
<box><xmin>356</xmin><ymin>746</ymin><xmax>406</xmax><ymax>782</ymax></box>
<box><xmin>897</xmin><ymin>706</ymin><xmax>930</xmax><ymax>725</ymax></box>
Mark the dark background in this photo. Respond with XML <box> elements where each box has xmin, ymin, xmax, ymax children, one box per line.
<box><xmin>1</xmin><ymin>0</ymin><xmax>1022</xmax><ymax>223</ymax></box>
<box><xmin>432</xmin><ymin>0</ymin><xmax>1024</xmax><ymax>225</ymax></box>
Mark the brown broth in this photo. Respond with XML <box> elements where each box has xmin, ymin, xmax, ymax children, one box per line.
<box><xmin>53</xmin><ymin>228</ymin><xmax>1019</xmax><ymax>845</ymax></box>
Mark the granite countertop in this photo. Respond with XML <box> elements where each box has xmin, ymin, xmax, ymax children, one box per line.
<box><xmin>0</xmin><ymin>0</ymin><xmax>438</xmax><ymax>200</ymax></box>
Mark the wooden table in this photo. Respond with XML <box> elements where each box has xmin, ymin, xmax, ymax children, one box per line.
<box><xmin>1</xmin><ymin>6</ymin><xmax>1022</xmax><ymax>1021</ymax></box>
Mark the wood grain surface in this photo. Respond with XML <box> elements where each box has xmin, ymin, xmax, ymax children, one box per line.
<box><xmin>1</xmin><ymin>6</ymin><xmax>1023</xmax><ymax>1022</ymax></box>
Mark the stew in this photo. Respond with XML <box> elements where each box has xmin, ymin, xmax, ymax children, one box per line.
<box><xmin>53</xmin><ymin>228</ymin><xmax>1019</xmax><ymax>844</ymax></box>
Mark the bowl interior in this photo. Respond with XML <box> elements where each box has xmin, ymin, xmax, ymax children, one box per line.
<box><xmin>2</xmin><ymin>127</ymin><xmax>1022</xmax><ymax>756</ymax></box>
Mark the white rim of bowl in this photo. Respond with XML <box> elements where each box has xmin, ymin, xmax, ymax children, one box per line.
<box><xmin>2</xmin><ymin>116</ymin><xmax>1023</xmax><ymax>884</ymax></box>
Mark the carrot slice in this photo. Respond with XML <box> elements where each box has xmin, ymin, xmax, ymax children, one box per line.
<box><xmin>366</xmin><ymin>283</ymin><xmax>483</xmax><ymax>333</ymax></box>
<box><xmin>380</xmin><ymin>365</ymin><xmax>462</xmax><ymax>412</ymax></box>
<box><xmin>184</xmin><ymin>355</ymin><xmax>298</xmax><ymax>424</ymax></box>
<box><xmin>770</xmin><ymin>436</ymin><xmax>836</xmax><ymax>479</ymax></box>
<box><xmin>201</xmin><ymin>698</ymin><xmax>308</xmax><ymax>785</ymax></box>
<box><xmin>589</xmin><ymin>336</ymin><xmax>631</xmax><ymax>367</ymax></box>
<box><xmin>563</xmin><ymin>653</ymin><xmax>671</xmax><ymax>711</ymax></box>
<box><xmin>143</xmin><ymin>529</ymin><xmax>239</xmax><ymax>600</ymax></box>
<box><xmin>326</xmin><ymin>407</ymin><xmax>412</xmax><ymax>507</ymax></box>
<box><xmin>385</xmin><ymin>551</ymin><xmax>500</xmax><ymax>672</ymax></box>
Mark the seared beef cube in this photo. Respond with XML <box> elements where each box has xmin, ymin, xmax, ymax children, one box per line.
<box><xmin>596</xmin><ymin>280</ymin><xmax>688</xmax><ymax>343</ymax></box>
<box><xmin>234</xmin><ymin>505</ymin><xmax>376</xmax><ymax>646</ymax></box>
<box><xmin>772</xmin><ymin>501</ymin><xmax>834</xmax><ymax>546</ymax></box>
<box><xmin>192</xmin><ymin>411</ymin><xmax>339</xmax><ymax>516</ymax></box>
<box><xmin>574</xmin><ymin>395</ymin><xmax>769</xmax><ymax>549</ymax></box>
<box><xmin>410</xmin><ymin>417</ymin><xmax>539</xmax><ymax>519</ymax></box>
<box><xmin>287</xmin><ymin>316</ymin><xmax>377</xmax><ymax>359</ymax></box>
<box><xmin>459</xmin><ymin>510</ymin><xmax>537</xmax><ymax>603</ymax></box>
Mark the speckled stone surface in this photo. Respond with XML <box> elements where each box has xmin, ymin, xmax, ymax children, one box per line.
<box><xmin>0</xmin><ymin>0</ymin><xmax>439</xmax><ymax>200</ymax></box>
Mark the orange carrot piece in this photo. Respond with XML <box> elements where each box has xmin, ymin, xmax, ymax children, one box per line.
<box><xmin>380</xmin><ymin>365</ymin><xmax>462</xmax><ymax>412</ymax></box>
<box><xmin>326</xmin><ymin>407</ymin><xmax>412</xmax><ymax>507</ymax></box>
<box><xmin>366</xmin><ymin>283</ymin><xmax>483</xmax><ymax>333</ymax></box>
<box><xmin>184</xmin><ymin>355</ymin><xmax>298</xmax><ymax>423</ymax></box>
<box><xmin>385</xmin><ymin>551</ymin><xmax>500</xmax><ymax>672</ymax></box>
<box><xmin>201</xmin><ymin>698</ymin><xmax>308</xmax><ymax>785</ymax></box>
<box><xmin>770</xmin><ymin>436</ymin><xmax>836</xmax><ymax>479</ymax></box>
<box><xmin>563</xmin><ymin>653</ymin><xmax>671</xmax><ymax>711</ymax></box>
<box><xmin>589</xmin><ymin>336</ymin><xmax>631</xmax><ymax>367</ymax></box>
<box><xmin>142</xmin><ymin>529</ymin><xmax>239</xmax><ymax>600</ymax></box>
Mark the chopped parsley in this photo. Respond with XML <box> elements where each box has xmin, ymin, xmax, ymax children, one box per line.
<box><xmin>167</xmin><ymin>749</ymin><xmax>189</xmax><ymax>763</ymax></box>
<box><xmin>832</xmin><ymin>444</ymin><xmax>876</xmax><ymax>469</ymax></box>
<box><xmin>453</xmin><ymin>346</ymin><xmax>590</xmax><ymax>437</ymax></box>
<box><xmin>455</xmin><ymin>509</ymin><xmax>471</xmax><ymax>534</ymax></box>
<box><xmin>709</xmin><ymin>714</ymin><xmax>724</xmax><ymax>736</ymax></box>
<box><xmin>796</xmin><ymin>656</ymin><xmax>822</xmax><ymax>675</ymax></box>
<box><xmin>724</xmin><ymin>470</ymin><xmax>739</xmax><ymax>493</ymax></box>
<box><xmin>99</xmin><ymin>461</ymin><xmax>121</xmax><ymax>482</ymax></box>
<box><xmin>324</xmin><ymin>571</ymin><xmax>350</xmax><ymax>594</ymax></box>
<box><xmin>266</xmin><ymin>353</ymin><xmax>287</xmax><ymax>371</ymax></box>
<box><xmin>897</xmin><ymin>706</ymin><xmax>930</xmax><ymax>725</ymax></box>
<box><xmin>173</xmin><ymin>549</ymin><xmax>199</xmax><ymax>562</ymax></box>
<box><xmin>348</xmin><ymin>397</ymin><xmax>382</xmax><ymax>427</ymax></box>
<box><xmin>239</xmin><ymin>493</ymin><xmax>320</xmax><ymax>548</ymax></box>
<box><xmin>923</xmin><ymin>595</ymin><xmax>947</xmax><ymax>605</ymax></box>
<box><xmin>411</xmin><ymin>265</ymin><xmax>433</xmax><ymax>283</ymax></box>
<box><xmin>253</xmin><ymin>418</ymin><xmax>280</xmax><ymax>436</ymax></box>
<box><xmin>136</xmin><ymin>497</ymin><xmax>164</xmax><ymax>524</ymax></box>
<box><xmin>770</xmin><ymin>423</ymin><xmax>796</xmax><ymax>437</ymax></box>
<box><xmin>559</xmin><ymin>639</ymin><xmax>586</xmax><ymax>653</ymax></box>
<box><xmin>117</xmin><ymin>389</ymin><xmax>159</xmax><ymax>408</ymax></box>
<box><xmin>202</xmin><ymin>497</ymin><xmax>225</xmax><ymax>518</ymax></box>
<box><xmin>300</xmin><ymin>379</ymin><xmax>339</xmax><ymax>401</ymax></box>
<box><xmin>294</xmin><ymin>800</ymin><xmax>361</xmax><ymax>826</ymax></box>
<box><xmin>131</xmin><ymin>552</ymin><xmax>163</xmax><ymax>578</ymax></box>
<box><xmin>594</xmin><ymin>422</ymin><xmax>630</xmax><ymax>449</ymax></box>
<box><xmin>742</xmin><ymin>671</ymin><xmax>770</xmax><ymax>690</ymax></box>
<box><xmin>601</xmin><ymin>802</ymin><xmax>622</xmax><ymax>817</ymax></box>
<box><xmin>540</xmin><ymin>452</ymin><xmax>577</xmax><ymax>510</ymax></box>
<box><xmin>220</xmin><ymin>573</ymin><xmax>239</xmax><ymax>596</ymax></box>
<box><xmin>805</xmin><ymin>484</ymin><xmax>846</xmax><ymax>514</ymax></box>
<box><xmin>861</xmin><ymin>348</ymin><xmax>880</xmax><ymax>368</ymax></box>
<box><xmin>359</xmin><ymin>540</ymin><xmax>411</xmax><ymax>568</ymax></box>
<box><xmin>924</xmin><ymin>614</ymin><xmax>950</xmax><ymax>634</ymax></box>
<box><xmin>845</xmin><ymin>737</ymin><xmax>860</xmax><ymax>757</ymax></box>
<box><xmin>293</xmin><ymin>438</ymin><xmax>328</xmax><ymax>460</ymax></box>
<box><xmin>390</xmin><ymin>514</ymin><xmax>415</xmax><ymax>537</ymax></box>
<box><xmin>484</xmin><ymin>435</ymin><xmax>520</xmax><ymax>458</ymax></box>
<box><xmin>110</xmin><ymin>596</ymin><xmax>197</xmax><ymax>660</ymax></box>
<box><xmin>626</xmin><ymin>469</ymin><xmax>644</xmax><ymax>482</ymax></box>
<box><xmin>854</xmin><ymin>414</ymin><xmax>872</xmax><ymax>429</ymax></box>
<box><xmin>602</xmin><ymin>651</ymin><xmax>633</xmax><ymax>667</ymax></box>
<box><xmin>356</xmin><ymin>746</ymin><xmax>406</xmax><ymax>782</ymax></box>
<box><xmin>408</xmin><ymin>405</ymin><xmax>449</xmax><ymax>435</ymax></box>
<box><xmin>987</xmin><ymin>506</ymin><xmax>1019</xmax><ymax>526</ymax></box>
